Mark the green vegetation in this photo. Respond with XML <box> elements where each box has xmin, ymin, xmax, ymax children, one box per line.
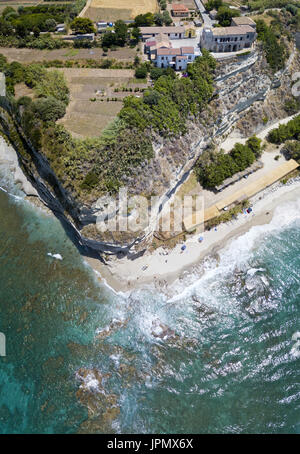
<box><xmin>0</xmin><ymin>1</ymin><xmax>86</xmax><ymax>49</ymax></box>
<box><xmin>205</xmin><ymin>1</ymin><xmax>240</xmax><ymax>27</ymax></box>
<box><xmin>205</xmin><ymin>200</ymin><xmax>250</xmax><ymax>230</ymax></box>
<box><xmin>194</xmin><ymin>136</ymin><xmax>262</xmax><ymax>189</ymax></box>
<box><xmin>2</xmin><ymin>50</ymin><xmax>216</xmax><ymax>198</ymax></box>
<box><xmin>255</xmin><ymin>18</ymin><xmax>288</xmax><ymax>71</ymax></box>
<box><xmin>216</xmin><ymin>6</ymin><xmax>240</xmax><ymax>27</ymax></box>
<box><xmin>282</xmin><ymin>140</ymin><xmax>300</xmax><ymax>162</ymax></box>
<box><xmin>101</xmin><ymin>20</ymin><xmax>128</xmax><ymax>48</ymax></box>
<box><xmin>70</xmin><ymin>17</ymin><xmax>95</xmax><ymax>35</ymax></box>
<box><xmin>247</xmin><ymin>0</ymin><xmax>299</xmax><ymax>12</ymax></box>
<box><xmin>267</xmin><ymin>114</ymin><xmax>300</xmax><ymax>143</ymax></box>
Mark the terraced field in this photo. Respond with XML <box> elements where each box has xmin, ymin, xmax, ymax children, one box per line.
<box><xmin>83</xmin><ymin>0</ymin><xmax>158</xmax><ymax>22</ymax></box>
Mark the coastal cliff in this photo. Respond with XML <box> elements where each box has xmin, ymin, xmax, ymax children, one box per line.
<box><xmin>0</xmin><ymin>45</ymin><xmax>299</xmax><ymax>258</ymax></box>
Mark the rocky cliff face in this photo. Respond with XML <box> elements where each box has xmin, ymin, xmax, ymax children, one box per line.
<box><xmin>1</xmin><ymin>45</ymin><xmax>299</xmax><ymax>257</ymax></box>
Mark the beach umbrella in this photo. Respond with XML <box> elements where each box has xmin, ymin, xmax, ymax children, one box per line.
<box><xmin>198</xmin><ymin>236</ymin><xmax>203</xmax><ymax>242</ymax></box>
<box><xmin>181</xmin><ymin>244</ymin><xmax>186</xmax><ymax>251</ymax></box>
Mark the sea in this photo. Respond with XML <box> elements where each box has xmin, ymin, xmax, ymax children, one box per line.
<box><xmin>0</xmin><ymin>149</ymin><xmax>299</xmax><ymax>434</ymax></box>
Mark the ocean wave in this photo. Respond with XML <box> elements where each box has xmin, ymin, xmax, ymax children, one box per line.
<box><xmin>168</xmin><ymin>195</ymin><xmax>300</xmax><ymax>302</ymax></box>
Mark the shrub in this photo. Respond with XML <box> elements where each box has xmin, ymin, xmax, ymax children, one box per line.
<box><xmin>135</xmin><ymin>65</ymin><xmax>148</xmax><ymax>79</ymax></box>
<box><xmin>33</xmin><ymin>96</ymin><xmax>66</xmax><ymax>122</ymax></box>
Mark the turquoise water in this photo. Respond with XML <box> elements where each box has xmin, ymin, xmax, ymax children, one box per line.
<box><xmin>0</xmin><ymin>165</ymin><xmax>299</xmax><ymax>433</ymax></box>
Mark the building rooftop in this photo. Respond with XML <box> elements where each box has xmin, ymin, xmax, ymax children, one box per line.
<box><xmin>210</xmin><ymin>25</ymin><xmax>255</xmax><ymax>36</ymax></box>
<box><xmin>172</xmin><ymin>3</ymin><xmax>189</xmax><ymax>11</ymax></box>
<box><xmin>181</xmin><ymin>46</ymin><xmax>194</xmax><ymax>54</ymax></box>
<box><xmin>140</xmin><ymin>26</ymin><xmax>184</xmax><ymax>34</ymax></box>
<box><xmin>157</xmin><ymin>48</ymin><xmax>181</xmax><ymax>56</ymax></box>
<box><xmin>157</xmin><ymin>46</ymin><xmax>194</xmax><ymax>56</ymax></box>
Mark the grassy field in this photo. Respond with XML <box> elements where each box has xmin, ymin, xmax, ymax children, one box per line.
<box><xmin>56</xmin><ymin>68</ymin><xmax>148</xmax><ymax>138</ymax></box>
<box><xmin>83</xmin><ymin>0</ymin><xmax>158</xmax><ymax>22</ymax></box>
<box><xmin>0</xmin><ymin>46</ymin><xmax>137</xmax><ymax>63</ymax></box>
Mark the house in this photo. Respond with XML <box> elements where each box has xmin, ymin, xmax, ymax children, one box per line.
<box><xmin>140</xmin><ymin>26</ymin><xmax>185</xmax><ymax>41</ymax></box>
<box><xmin>200</xmin><ymin>25</ymin><xmax>256</xmax><ymax>52</ymax></box>
<box><xmin>96</xmin><ymin>22</ymin><xmax>108</xmax><ymax>33</ymax></box>
<box><xmin>231</xmin><ymin>16</ymin><xmax>256</xmax><ymax>29</ymax></box>
<box><xmin>171</xmin><ymin>4</ymin><xmax>189</xmax><ymax>17</ymax></box>
<box><xmin>140</xmin><ymin>25</ymin><xmax>196</xmax><ymax>41</ymax></box>
<box><xmin>155</xmin><ymin>46</ymin><xmax>198</xmax><ymax>70</ymax></box>
<box><xmin>145</xmin><ymin>33</ymin><xmax>172</xmax><ymax>58</ymax></box>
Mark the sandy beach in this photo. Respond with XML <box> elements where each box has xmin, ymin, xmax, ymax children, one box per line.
<box><xmin>85</xmin><ymin>178</ymin><xmax>300</xmax><ymax>293</ymax></box>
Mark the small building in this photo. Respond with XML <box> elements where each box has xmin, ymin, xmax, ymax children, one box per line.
<box><xmin>231</xmin><ymin>16</ymin><xmax>256</xmax><ymax>29</ymax></box>
<box><xmin>96</xmin><ymin>21</ymin><xmax>107</xmax><ymax>33</ymax></box>
<box><xmin>145</xmin><ymin>33</ymin><xmax>172</xmax><ymax>57</ymax></box>
<box><xmin>171</xmin><ymin>3</ymin><xmax>189</xmax><ymax>17</ymax></box>
<box><xmin>140</xmin><ymin>26</ymin><xmax>185</xmax><ymax>41</ymax></box>
<box><xmin>200</xmin><ymin>25</ymin><xmax>256</xmax><ymax>52</ymax></box>
<box><xmin>55</xmin><ymin>23</ymin><xmax>66</xmax><ymax>33</ymax></box>
<box><xmin>155</xmin><ymin>46</ymin><xmax>198</xmax><ymax>71</ymax></box>
<box><xmin>74</xmin><ymin>33</ymin><xmax>95</xmax><ymax>41</ymax></box>
<box><xmin>209</xmin><ymin>9</ymin><xmax>218</xmax><ymax>20</ymax></box>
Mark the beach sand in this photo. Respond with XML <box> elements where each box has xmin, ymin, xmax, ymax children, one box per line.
<box><xmin>85</xmin><ymin>179</ymin><xmax>300</xmax><ymax>293</ymax></box>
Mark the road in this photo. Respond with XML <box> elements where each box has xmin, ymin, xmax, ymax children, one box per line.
<box><xmin>194</xmin><ymin>0</ymin><xmax>213</xmax><ymax>27</ymax></box>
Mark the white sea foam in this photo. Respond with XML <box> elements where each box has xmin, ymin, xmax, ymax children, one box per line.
<box><xmin>168</xmin><ymin>196</ymin><xmax>300</xmax><ymax>303</ymax></box>
<box><xmin>47</xmin><ymin>253</ymin><xmax>63</xmax><ymax>261</ymax></box>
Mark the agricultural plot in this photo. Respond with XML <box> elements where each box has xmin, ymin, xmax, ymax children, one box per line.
<box><xmin>83</xmin><ymin>0</ymin><xmax>158</xmax><ymax>22</ymax></box>
<box><xmin>56</xmin><ymin>68</ymin><xmax>148</xmax><ymax>138</ymax></box>
<box><xmin>0</xmin><ymin>46</ymin><xmax>137</xmax><ymax>63</ymax></box>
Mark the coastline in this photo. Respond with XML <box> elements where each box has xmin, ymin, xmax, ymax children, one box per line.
<box><xmin>1</xmin><ymin>124</ymin><xmax>300</xmax><ymax>296</ymax></box>
<box><xmin>0</xmin><ymin>136</ymin><xmax>38</xmax><ymax>197</ymax></box>
<box><xmin>85</xmin><ymin>179</ymin><xmax>300</xmax><ymax>294</ymax></box>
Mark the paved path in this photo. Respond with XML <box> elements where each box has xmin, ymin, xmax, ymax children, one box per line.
<box><xmin>194</xmin><ymin>0</ymin><xmax>213</xmax><ymax>27</ymax></box>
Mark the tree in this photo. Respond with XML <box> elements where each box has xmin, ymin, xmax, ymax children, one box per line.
<box><xmin>134</xmin><ymin>13</ymin><xmax>154</xmax><ymax>27</ymax></box>
<box><xmin>70</xmin><ymin>17</ymin><xmax>95</xmax><ymax>35</ymax></box>
<box><xmin>143</xmin><ymin>89</ymin><xmax>161</xmax><ymax>106</ymax></box>
<box><xmin>135</xmin><ymin>65</ymin><xmax>148</xmax><ymax>79</ymax></box>
<box><xmin>246</xmin><ymin>136</ymin><xmax>262</xmax><ymax>158</ymax></box>
<box><xmin>1</xmin><ymin>6</ymin><xmax>15</xmax><ymax>18</ymax></box>
<box><xmin>101</xmin><ymin>31</ymin><xmax>116</xmax><ymax>48</ymax></box>
<box><xmin>33</xmin><ymin>26</ymin><xmax>40</xmax><ymax>38</ymax></box>
<box><xmin>132</xmin><ymin>26</ymin><xmax>140</xmax><ymax>42</ymax></box>
<box><xmin>216</xmin><ymin>6</ymin><xmax>240</xmax><ymax>27</ymax></box>
<box><xmin>16</xmin><ymin>22</ymin><xmax>28</xmax><ymax>38</ymax></box>
<box><xmin>154</xmin><ymin>13</ymin><xmax>164</xmax><ymax>26</ymax></box>
<box><xmin>34</xmin><ymin>96</ymin><xmax>66</xmax><ymax>122</ymax></box>
<box><xmin>162</xmin><ymin>11</ymin><xmax>172</xmax><ymax>25</ymax></box>
<box><xmin>134</xmin><ymin>55</ymin><xmax>140</xmax><ymax>66</ymax></box>
<box><xmin>45</xmin><ymin>18</ymin><xmax>57</xmax><ymax>32</ymax></box>
<box><xmin>0</xmin><ymin>18</ymin><xmax>14</xmax><ymax>36</ymax></box>
<box><xmin>114</xmin><ymin>20</ymin><xmax>127</xmax><ymax>46</ymax></box>
<box><xmin>205</xmin><ymin>0</ymin><xmax>223</xmax><ymax>11</ymax></box>
<box><xmin>150</xmin><ymin>67</ymin><xmax>165</xmax><ymax>80</ymax></box>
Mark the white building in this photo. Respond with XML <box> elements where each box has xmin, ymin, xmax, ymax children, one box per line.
<box><xmin>155</xmin><ymin>46</ymin><xmax>197</xmax><ymax>71</ymax></box>
<box><xmin>140</xmin><ymin>25</ymin><xmax>196</xmax><ymax>41</ymax></box>
<box><xmin>200</xmin><ymin>25</ymin><xmax>256</xmax><ymax>53</ymax></box>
